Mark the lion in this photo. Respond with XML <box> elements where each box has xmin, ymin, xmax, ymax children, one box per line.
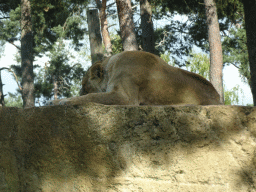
<box><xmin>46</xmin><ymin>51</ymin><xmax>221</xmax><ymax>106</ymax></box>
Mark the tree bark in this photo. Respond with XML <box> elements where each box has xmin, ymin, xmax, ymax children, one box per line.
<box><xmin>204</xmin><ymin>0</ymin><xmax>224</xmax><ymax>104</ymax></box>
<box><xmin>96</xmin><ymin>0</ymin><xmax>113</xmax><ymax>57</ymax></box>
<box><xmin>21</xmin><ymin>0</ymin><xmax>34</xmax><ymax>108</ymax></box>
<box><xmin>53</xmin><ymin>75</ymin><xmax>58</xmax><ymax>100</ymax></box>
<box><xmin>87</xmin><ymin>8</ymin><xmax>104</xmax><ymax>64</ymax></box>
<box><xmin>140</xmin><ymin>0</ymin><xmax>155</xmax><ymax>54</ymax></box>
<box><xmin>116</xmin><ymin>0</ymin><xmax>138</xmax><ymax>51</ymax></box>
<box><xmin>0</xmin><ymin>70</ymin><xmax>5</xmax><ymax>106</ymax></box>
<box><xmin>242</xmin><ymin>0</ymin><xmax>256</xmax><ymax>106</ymax></box>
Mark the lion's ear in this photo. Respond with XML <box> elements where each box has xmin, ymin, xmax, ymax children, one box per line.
<box><xmin>90</xmin><ymin>63</ymin><xmax>104</xmax><ymax>80</ymax></box>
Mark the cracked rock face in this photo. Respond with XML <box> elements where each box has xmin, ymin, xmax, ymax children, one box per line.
<box><xmin>0</xmin><ymin>104</ymin><xmax>256</xmax><ymax>191</ymax></box>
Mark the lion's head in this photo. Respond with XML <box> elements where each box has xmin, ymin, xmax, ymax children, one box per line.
<box><xmin>79</xmin><ymin>61</ymin><xmax>108</xmax><ymax>96</ymax></box>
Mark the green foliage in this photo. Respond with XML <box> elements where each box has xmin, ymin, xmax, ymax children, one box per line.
<box><xmin>39</xmin><ymin>41</ymin><xmax>85</xmax><ymax>101</ymax></box>
<box><xmin>5</xmin><ymin>92</ymin><xmax>23</xmax><ymax>108</ymax></box>
<box><xmin>222</xmin><ymin>26</ymin><xmax>250</xmax><ymax>86</ymax></box>
<box><xmin>160</xmin><ymin>52</ymin><xmax>174</xmax><ymax>65</ymax></box>
<box><xmin>109</xmin><ymin>0</ymin><xmax>243</xmax><ymax>66</ymax></box>
<box><xmin>0</xmin><ymin>6</ymin><xmax>20</xmax><ymax>42</ymax></box>
<box><xmin>152</xmin><ymin>0</ymin><xmax>243</xmax><ymax>29</ymax></box>
<box><xmin>34</xmin><ymin>66</ymin><xmax>54</xmax><ymax>101</ymax></box>
<box><xmin>113</xmin><ymin>1</ymin><xmax>194</xmax><ymax>63</ymax></box>
<box><xmin>0</xmin><ymin>0</ymin><xmax>20</xmax><ymax>13</ymax></box>
<box><xmin>186</xmin><ymin>50</ymin><xmax>210</xmax><ymax>80</ymax></box>
<box><xmin>0</xmin><ymin>0</ymin><xmax>88</xmax><ymax>106</ymax></box>
<box><xmin>110</xmin><ymin>34</ymin><xmax>123</xmax><ymax>54</ymax></box>
<box><xmin>0</xmin><ymin>0</ymin><xmax>248</xmax><ymax>107</ymax></box>
<box><xmin>147</xmin><ymin>0</ymin><xmax>244</xmax><ymax>64</ymax></box>
<box><xmin>70</xmin><ymin>78</ymin><xmax>83</xmax><ymax>96</ymax></box>
<box><xmin>8</xmin><ymin>46</ymin><xmax>84</xmax><ymax>105</ymax></box>
<box><xmin>0</xmin><ymin>0</ymin><xmax>89</xmax><ymax>56</ymax></box>
<box><xmin>141</xmin><ymin>16</ymin><xmax>193</xmax><ymax>66</ymax></box>
<box><xmin>31</xmin><ymin>0</ymin><xmax>88</xmax><ymax>55</ymax></box>
<box><xmin>186</xmin><ymin>50</ymin><xmax>244</xmax><ymax>105</ymax></box>
<box><xmin>215</xmin><ymin>0</ymin><xmax>244</xmax><ymax>22</ymax></box>
<box><xmin>224</xmin><ymin>85</ymin><xmax>243</xmax><ymax>105</ymax></box>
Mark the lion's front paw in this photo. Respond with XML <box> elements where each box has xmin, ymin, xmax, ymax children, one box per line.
<box><xmin>45</xmin><ymin>97</ymin><xmax>77</xmax><ymax>106</ymax></box>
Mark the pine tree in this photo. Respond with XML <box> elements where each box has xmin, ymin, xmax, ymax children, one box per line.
<box><xmin>21</xmin><ymin>0</ymin><xmax>34</xmax><ymax>108</ymax></box>
<box><xmin>1</xmin><ymin>0</ymin><xmax>89</xmax><ymax>106</ymax></box>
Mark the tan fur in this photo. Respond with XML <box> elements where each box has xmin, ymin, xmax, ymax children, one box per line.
<box><xmin>47</xmin><ymin>51</ymin><xmax>221</xmax><ymax>106</ymax></box>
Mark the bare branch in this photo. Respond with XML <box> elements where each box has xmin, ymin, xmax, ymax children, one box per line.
<box><xmin>131</xmin><ymin>4</ymin><xmax>139</xmax><ymax>10</ymax></box>
<box><xmin>229</xmin><ymin>63</ymin><xmax>240</xmax><ymax>69</ymax></box>
<box><xmin>107</xmin><ymin>24</ymin><xmax>116</xmax><ymax>28</ymax></box>
<box><xmin>70</xmin><ymin>63</ymin><xmax>81</xmax><ymax>69</ymax></box>
<box><xmin>0</xmin><ymin>67</ymin><xmax>22</xmax><ymax>90</ymax></box>
<box><xmin>107</xmin><ymin>2</ymin><xmax>116</xmax><ymax>8</ymax></box>
<box><xmin>60</xmin><ymin>76</ymin><xmax>70</xmax><ymax>86</ymax></box>
<box><xmin>7</xmin><ymin>41</ymin><xmax>21</xmax><ymax>50</ymax></box>
<box><xmin>155</xmin><ymin>31</ymin><xmax>172</xmax><ymax>48</ymax></box>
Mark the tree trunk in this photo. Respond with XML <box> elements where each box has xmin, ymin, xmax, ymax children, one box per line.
<box><xmin>53</xmin><ymin>75</ymin><xmax>58</xmax><ymax>100</ymax></box>
<box><xmin>242</xmin><ymin>0</ymin><xmax>256</xmax><ymax>106</ymax></box>
<box><xmin>116</xmin><ymin>0</ymin><xmax>138</xmax><ymax>51</ymax></box>
<box><xmin>0</xmin><ymin>70</ymin><xmax>5</xmax><ymax>106</ymax></box>
<box><xmin>140</xmin><ymin>0</ymin><xmax>155</xmax><ymax>54</ymax></box>
<box><xmin>21</xmin><ymin>0</ymin><xmax>34</xmax><ymax>108</ymax></box>
<box><xmin>87</xmin><ymin>8</ymin><xmax>104</xmax><ymax>64</ymax></box>
<box><xmin>204</xmin><ymin>0</ymin><xmax>224</xmax><ymax>104</ymax></box>
<box><xmin>96</xmin><ymin>0</ymin><xmax>113</xmax><ymax>57</ymax></box>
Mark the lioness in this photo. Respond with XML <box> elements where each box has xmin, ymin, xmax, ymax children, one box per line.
<box><xmin>46</xmin><ymin>51</ymin><xmax>221</xmax><ymax>106</ymax></box>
